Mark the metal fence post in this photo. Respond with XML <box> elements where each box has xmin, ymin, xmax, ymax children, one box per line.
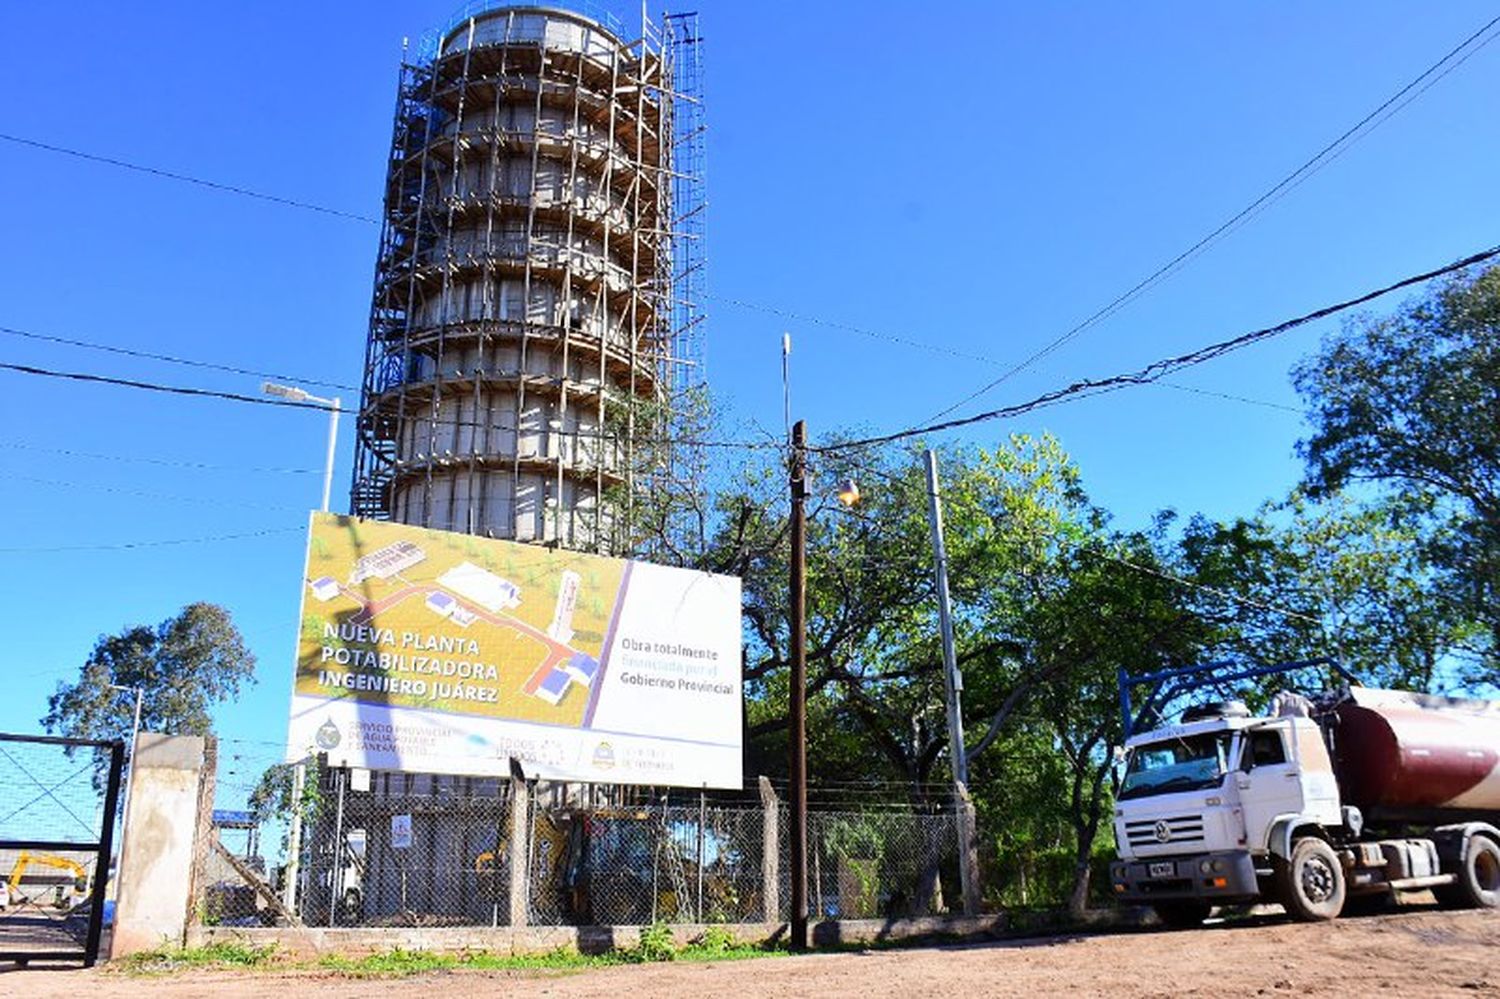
<box><xmin>328</xmin><ymin>767</ymin><xmax>346</xmax><ymax>927</ymax></box>
<box><xmin>507</xmin><ymin>773</ymin><xmax>529</xmax><ymax>927</ymax></box>
<box><xmin>696</xmin><ymin>787</ymin><xmax>706</xmax><ymax>923</ymax></box>
<box><xmin>82</xmin><ymin>741</ymin><xmax>125</xmax><ymax>967</ymax></box>
<box><xmin>758</xmin><ymin>776</ymin><xmax>779</xmax><ymax>923</ymax></box>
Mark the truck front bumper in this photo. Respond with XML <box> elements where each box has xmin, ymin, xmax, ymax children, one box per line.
<box><xmin>1110</xmin><ymin>850</ymin><xmax>1259</xmax><ymax>904</ymax></box>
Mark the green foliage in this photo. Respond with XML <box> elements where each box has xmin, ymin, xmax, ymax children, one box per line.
<box><xmin>632</xmin><ymin>922</ymin><xmax>679</xmax><ymax>963</ymax></box>
<box><xmin>41</xmin><ymin>603</ymin><xmax>255</xmax><ymax>763</ymax></box>
<box><xmin>1293</xmin><ymin>264</ymin><xmax>1500</xmax><ymax>683</ymax></box>
<box><xmin>694</xmin><ymin>924</ymin><xmax>740</xmax><ymax>953</ymax></box>
<box><xmin>123</xmin><ymin>941</ymin><xmax>278</xmax><ymax>972</ymax></box>
<box><xmin>986</xmin><ymin>847</ymin><xmax>1117</xmax><ymax>910</ymax></box>
<box><xmin>824</xmin><ymin>816</ymin><xmax>885</xmax><ymax>862</ymax></box>
<box><xmin>1175</xmin><ymin>493</ymin><xmax>1471</xmax><ymax>692</ymax></box>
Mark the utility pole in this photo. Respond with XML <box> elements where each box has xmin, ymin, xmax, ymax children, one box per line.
<box><xmin>789</xmin><ymin>419</ymin><xmax>809</xmax><ymax>949</ymax></box>
<box><xmin>924</xmin><ymin>449</ymin><xmax>980</xmax><ymax>914</ymax></box>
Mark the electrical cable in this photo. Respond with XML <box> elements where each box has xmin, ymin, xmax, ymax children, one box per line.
<box><xmin>6</xmin><ymin>474</ymin><xmax>312</xmax><ymax>513</ymax></box>
<box><xmin>824</xmin><ymin>452</ymin><xmax>1339</xmax><ymax>626</ymax></box>
<box><xmin>2</xmin><ymin>440</ymin><xmax>322</xmax><ymax>475</ymax></box>
<box><xmin>924</xmin><ymin>11</ymin><xmax>1500</xmax><ymax>423</ymax></box>
<box><xmin>818</xmin><ymin>242</ymin><xmax>1500</xmax><ymax>451</ymax></box>
<box><xmin>1149</xmin><ymin>379</ymin><xmax>1303</xmax><ymax>415</ymax></box>
<box><xmin>0</xmin><ymin>324</ymin><xmax>358</xmax><ymax>393</ymax></box>
<box><xmin>0</xmin><ymin>526</ymin><xmax>303</xmax><ymax>554</ymax></box>
<box><xmin>0</xmin><ymin>132</ymin><xmax>379</xmax><ymax>224</ymax></box>
<box><xmin>0</xmin><ymin>361</ymin><xmax>781</xmax><ymax>452</ymax></box>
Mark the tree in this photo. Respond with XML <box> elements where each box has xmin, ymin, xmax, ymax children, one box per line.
<box><xmin>1175</xmin><ymin>494</ymin><xmax>1473</xmax><ymax>692</ymax></box>
<box><xmin>1293</xmin><ymin>264</ymin><xmax>1500</xmax><ymax>682</ymax></box>
<box><xmin>42</xmin><ymin>602</ymin><xmax>256</xmax><ymax>753</ymax></box>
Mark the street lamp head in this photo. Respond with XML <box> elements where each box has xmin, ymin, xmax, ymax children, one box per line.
<box><xmin>835</xmin><ymin>478</ymin><xmax>861</xmax><ymax>507</ymax></box>
<box><xmin>263</xmin><ymin>381</ymin><xmax>310</xmax><ymax>402</ymax></box>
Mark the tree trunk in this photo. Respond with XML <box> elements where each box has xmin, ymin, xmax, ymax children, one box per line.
<box><xmin>1066</xmin><ymin>825</ymin><xmax>1097</xmax><ymax>919</ymax></box>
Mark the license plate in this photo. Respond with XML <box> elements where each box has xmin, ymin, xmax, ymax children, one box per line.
<box><xmin>1149</xmin><ymin>861</ymin><xmax>1175</xmax><ymax>879</ymax></box>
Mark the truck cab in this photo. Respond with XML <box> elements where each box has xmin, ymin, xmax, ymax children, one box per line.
<box><xmin>1109</xmin><ymin>704</ymin><xmax>1344</xmax><ymax>925</ymax></box>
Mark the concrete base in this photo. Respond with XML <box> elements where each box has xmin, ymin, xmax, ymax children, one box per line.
<box><xmin>185</xmin><ymin>915</ymin><xmax>1015</xmax><ymax>959</ymax></box>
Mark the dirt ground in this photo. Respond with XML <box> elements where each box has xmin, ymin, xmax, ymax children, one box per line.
<box><xmin>5</xmin><ymin>908</ymin><xmax>1499</xmax><ymax>999</ymax></box>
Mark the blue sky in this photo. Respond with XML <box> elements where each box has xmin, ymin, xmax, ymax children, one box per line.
<box><xmin>1</xmin><ymin>1</ymin><xmax>1496</xmax><ymax>807</ymax></box>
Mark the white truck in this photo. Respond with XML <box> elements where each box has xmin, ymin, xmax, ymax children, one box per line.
<box><xmin>1109</xmin><ymin>662</ymin><xmax>1500</xmax><ymax>926</ymax></box>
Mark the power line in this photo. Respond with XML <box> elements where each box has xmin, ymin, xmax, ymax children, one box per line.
<box><xmin>0</xmin><ymin>132</ymin><xmax>379</xmax><ymax>224</ymax></box>
<box><xmin>6</xmin><ymin>474</ymin><xmax>311</xmax><ymax>513</ymax></box>
<box><xmin>820</xmin><ymin>242</ymin><xmax>1500</xmax><ymax>451</ymax></box>
<box><xmin>1150</xmin><ymin>379</ymin><xmax>1303</xmax><ymax>415</ymax></box>
<box><xmin>0</xmin><ymin>361</ymin><xmax>332</xmax><ymax>410</ymax></box>
<box><xmin>0</xmin><ymin>324</ymin><xmax>357</xmax><ymax>393</ymax></box>
<box><xmin>3</xmin><ymin>440</ymin><xmax>321</xmax><ymax>475</ymax></box>
<box><xmin>0</xmin><ymin>360</ymin><xmax>780</xmax><ymax>452</ymax></box>
<box><xmin>924</xmin><ymin>11</ymin><xmax>1500</xmax><ymax>423</ymax></box>
<box><xmin>718</xmin><ymin>301</ymin><xmax>1301</xmax><ymax>417</ymax></box>
<box><xmin>1064</xmin><ymin>537</ymin><xmax>1324</xmax><ymax>626</ymax></box>
<box><xmin>709</xmin><ymin>295</ymin><xmax>1003</xmax><ymax>366</ymax></box>
<box><xmin>0</xmin><ymin>526</ymin><xmax>302</xmax><ymax>554</ymax></box>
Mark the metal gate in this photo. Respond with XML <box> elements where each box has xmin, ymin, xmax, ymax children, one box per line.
<box><xmin>0</xmin><ymin>733</ymin><xmax>124</xmax><ymax>967</ymax></box>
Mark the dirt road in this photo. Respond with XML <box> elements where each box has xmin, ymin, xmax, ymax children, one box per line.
<box><xmin>6</xmin><ymin>908</ymin><xmax>1499</xmax><ymax>998</ymax></box>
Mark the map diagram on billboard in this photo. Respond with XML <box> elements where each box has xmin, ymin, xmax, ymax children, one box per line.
<box><xmin>286</xmin><ymin>514</ymin><xmax>743</xmax><ymax>788</ymax></box>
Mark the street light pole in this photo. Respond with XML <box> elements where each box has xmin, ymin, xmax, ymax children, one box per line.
<box><xmin>263</xmin><ymin>382</ymin><xmax>341</xmax><ymax>514</ymax></box>
<box><xmin>788</xmin><ymin>419</ymin><xmax>809</xmax><ymax>950</ymax></box>
<box><xmin>105</xmin><ymin>684</ymin><xmax>144</xmax><ymax>846</ymax></box>
<box><xmin>261</xmin><ymin>381</ymin><xmax>340</xmax><ymax>912</ymax></box>
<box><xmin>320</xmin><ymin>397</ymin><xmax>341</xmax><ymax>514</ymax></box>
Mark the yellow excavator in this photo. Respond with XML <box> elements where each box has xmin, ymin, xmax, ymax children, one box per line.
<box><xmin>2</xmin><ymin>852</ymin><xmax>90</xmax><ymax>910</ymax></box>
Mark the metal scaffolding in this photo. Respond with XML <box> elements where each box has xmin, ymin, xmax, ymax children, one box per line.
<box><xmin>351</xmin><ymin>3</ymin><xmax>706</xmax><ymax>555</ymax></box>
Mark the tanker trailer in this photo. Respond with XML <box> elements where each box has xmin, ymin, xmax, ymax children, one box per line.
<box><xmin>1109</xmin><ymin>660</ymin><xmax>1500</xmax><ymax>926</ymax></box>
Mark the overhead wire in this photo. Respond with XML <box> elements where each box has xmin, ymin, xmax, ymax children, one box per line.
<box><xmin>0</xmin><ymin>360</ymin><xmax>781</xmax><ymax>452</ymax></box>
<box><xmin>923</xmin><ymin>11</ymin><xmax>1500</xmax><ymax>423</ymax></box>
<box><xmin>0</xmin><ymin>323</ymin><xmax>358</xmax><ymax>393</ymax></box>
<box><xmin>5</xmin><ymin>474</ymin><xmax>314</xmax><ymax>513</ymax></box>
<box><xmin>0</xmin><ymin>526</ymin><xmax>303</xmax><ymax>554</ymax></box>
<box><xmin>2</xmin><ymin>441</ymin><xmax>322</xmax><ymax>475</ymax></box>
<box><xmin>1148</xmin><ymin>379</ymin><xmax>1303</xmax><ymax>415</ymax></box>
<box><xmin>0</xmin><ymin>132</ymin><xmax>379</xmax><ymax>224</ymax></box>
<box><xmin>817</xmin><ymin>242</ymin><xmax>1500</xmax><ymax>451</ymax></box>
<box><xmin>824</xmin><ymin>450</ymin><xmax>1333</xmax><ymax>627</ymax></box>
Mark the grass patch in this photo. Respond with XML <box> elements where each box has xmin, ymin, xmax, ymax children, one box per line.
<box><xmin>118</xmin><ymin>930</ymin><xmax>791</xmax><ymax>978</ymax></box>
<box><xmin>317</xmin><ymin>946</ymin><xmax>614</xmax><ymax>976</ymax></box>
<box><xmin>121</xmin><ymin>941</ymin><xmax>280</xmax><ymax>972</ymax></box>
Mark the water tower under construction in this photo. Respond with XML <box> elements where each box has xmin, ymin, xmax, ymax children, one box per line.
<box><xmin>350</xmin><ymin>3</ymin><xmax>705</xmax><ymax>552</ymax></box>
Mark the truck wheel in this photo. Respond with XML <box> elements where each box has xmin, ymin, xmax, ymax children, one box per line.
<box><xmin>1152</xmin><ymin>901</ymin><xmax>1211</xmax><ymax>928</ymax></box>
<box><xmin>1438</xmin><ymin>835</ymin><xmax>1500</xmax><ymax>910</ymax></box>
<box><xmin>1279</xmin><ymin>838</ymin><xmax>1345</xmax><ymax>922</ymax></box>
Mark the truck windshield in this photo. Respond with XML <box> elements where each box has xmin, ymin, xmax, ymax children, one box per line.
<box><xmin>1120</xmin><ymin>733</ymin><xmax>1232</xmax><ymax>800</ymax></box>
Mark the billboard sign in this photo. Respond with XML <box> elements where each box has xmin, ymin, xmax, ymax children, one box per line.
<box><xmin>286</xmin><ymin>513</ymin><xmax>743</xmax><ymax>788</ymax></box>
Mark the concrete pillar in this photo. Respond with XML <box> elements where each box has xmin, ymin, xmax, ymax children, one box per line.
<box><xmin>507</xmin><ymin>775</ymin><xmax>530</xmax><ymax>928</ymax></box>
<box><xmin>759</xmin><ymin>776</ymin><xmax>780</xmax><ymax>924</ymax></box>
<box><xmin>110</xmin><ymin>733</ymin><xmax>214</xmax><ymax>957</ymax></box>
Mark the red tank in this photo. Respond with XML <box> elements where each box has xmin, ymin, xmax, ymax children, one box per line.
<box><xmin>1330</xmin><ymin>687</ymin><xmax>1500</xmax><ymax>815</ymax></box>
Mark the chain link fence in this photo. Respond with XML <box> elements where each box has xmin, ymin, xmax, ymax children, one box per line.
<box><xmin>199</xmin><ymin>748</ymin><xmax>963</xmax><ymax>929</ymax></box>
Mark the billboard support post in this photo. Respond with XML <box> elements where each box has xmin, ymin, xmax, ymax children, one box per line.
<box><xmin>788</xmin><ymin>419</ymin><xmax>809</xmax><ymax>951</ymax></box>
<box><xmin>508</xmin><ymin>772</ymin><xmax>530</xmax><ymax>927</ymax></box>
